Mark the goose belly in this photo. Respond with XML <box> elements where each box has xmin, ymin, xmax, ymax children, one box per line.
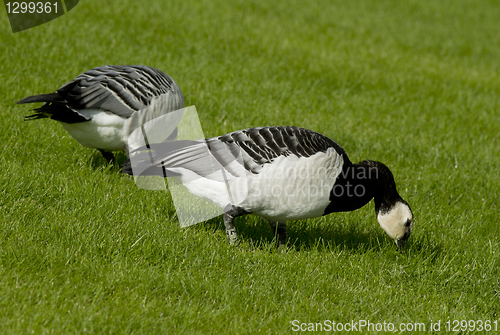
<box><xmin>241</xmin><ymin>149</ymin><xmax>343</xmax><ymax>221</ymax></box>
<box><xmin>60</xmin><ymin>110</ymin><xmax>128</xmax><ymax>151</ymax></box>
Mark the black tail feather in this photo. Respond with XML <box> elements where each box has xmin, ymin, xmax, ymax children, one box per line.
<box><xmin>24</xmin><ymin>113</ymin><xmax>49</xmax><ymax>121</ymax></box>
<box><xmin>17</xmin><ymin>92</ymin><xmax>65</xmax><ymax>105</ymax></box>
<box><xmin>20</xmin><ymin>99</ymin><xmax>89</xmax><ymax>123</ymax></box>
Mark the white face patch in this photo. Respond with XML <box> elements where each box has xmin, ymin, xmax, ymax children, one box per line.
<box><xmin>377</xmin><ymin>201</ymin><xmax>413</xmax><ymax>239</ymax></box>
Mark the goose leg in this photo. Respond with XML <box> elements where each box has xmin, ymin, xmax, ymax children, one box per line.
<box><xmin>223</xmin><ymin>205</ymin><xmax>246</xmax><ymax>245</ymax></box>
<box><xmin>269</xmin><ymin>221</ymin><xmax>287</xmax><ymax>247</ymax></box>
<box><xmin>99</xmin><ymin>149</ymin><xmax>115</xmax><ymax>164</ymax></box>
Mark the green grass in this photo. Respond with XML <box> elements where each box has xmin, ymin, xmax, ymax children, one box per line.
<box><xmin>1</xmin><ymin>0</ymin><xmax>500</xmax><ymax>333</ymax></box>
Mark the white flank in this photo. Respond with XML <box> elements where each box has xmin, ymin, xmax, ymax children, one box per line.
<box><xmin>60</xmin><ymin>109</ymin><xmax>128</xmax><ymax>151</ymax></box>
<box><xmin>241</xmin><ymin>147</ymin><xmax>343</xmax><ymax>221</ymax></box>
<box><xmin>169</xmin><ymin>152</ymin><xmax>250</xmax><ymax>210</ymax></box>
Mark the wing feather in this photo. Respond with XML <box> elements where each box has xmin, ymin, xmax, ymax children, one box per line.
<box><xmin>18</xmin><ymin>65</ymin><xmax>184</xmax><ymax>123</ymax></box>
<box><xmin>125</xmin><ymin>126</ymin><xmax>349</xmax><ymax>180</ymax></box>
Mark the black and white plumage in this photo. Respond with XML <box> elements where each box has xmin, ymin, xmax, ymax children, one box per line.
<box><xmin>17</xmin><ymin>65</ymin><xmax>184</xmax><ymax>162</ymax></box>
<box><xmin>124</xmin><ymin>126</ymin><xmax>413</xmax><ymax>250</ymax></box>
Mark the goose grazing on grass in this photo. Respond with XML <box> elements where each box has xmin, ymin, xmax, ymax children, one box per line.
<box><xmin>17</xmin><ymin>65</ymin><xmax>184</xmax><ymax>162</ymax></box>
<box><xmin>123</xmin><ymin>126</ymin><xmax>413</xmax><ymax>251</ymax></box>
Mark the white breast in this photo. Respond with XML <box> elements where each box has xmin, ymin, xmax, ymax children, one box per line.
<box><xmin>240</xmin><ymin>147</ymin><xmax>343</xmax><ymax>221</ymax></box>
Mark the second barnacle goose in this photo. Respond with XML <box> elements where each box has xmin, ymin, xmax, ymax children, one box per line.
<box><xmin>123</xmin><ymin>126</ymin><xmax>413</xmax><ymax>251</ymax></box>
<box><xmin>17</xmin><ymin>65</ymin><xmax>184</xmax><ymax>162</ymax></box>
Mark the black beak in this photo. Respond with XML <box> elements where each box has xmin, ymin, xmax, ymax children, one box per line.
<box><xmin>396</xmin><ymin>238</ymin><xmax>407</xmax><ymax>253</ymax></box>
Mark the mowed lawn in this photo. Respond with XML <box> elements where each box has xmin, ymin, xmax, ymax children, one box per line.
<box><xmin>1</xmin><ymin>0</ymin><xmax>499</xmax><ymax>333</ymax></box>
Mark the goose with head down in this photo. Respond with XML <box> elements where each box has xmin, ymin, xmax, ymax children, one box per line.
<box><xmin>124</xmin><ymin>126</ymin><xmax>413</xmax><ymax>250</ymax></box>
<box><xmin>18</xmin><ymin>65</ymin><xmax>184</xmax><ymax>162</ymax></box>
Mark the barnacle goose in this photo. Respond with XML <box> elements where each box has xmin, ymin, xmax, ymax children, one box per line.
<box><xmin>123</xmin><ymin>126</ymin><xmax>413</xmax><ymax>251</ymax></box>
<box><xmin>17</xmin><ymin>65</ymin><xmax>184</xmax><ymax>162</ymax></box>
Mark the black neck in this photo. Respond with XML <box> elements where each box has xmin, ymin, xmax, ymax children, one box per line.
<box><xmin>324</xmin><ymin>160</ymin><xmax>401</xmax><ymax>215</ymax></box>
